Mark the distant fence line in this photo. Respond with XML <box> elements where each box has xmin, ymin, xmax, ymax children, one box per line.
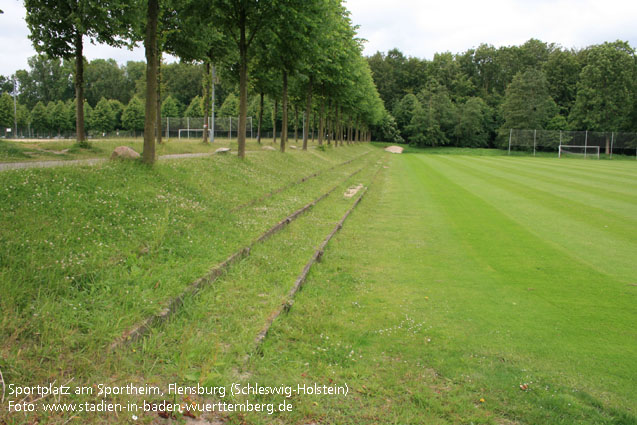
<box><xmin>5</xmin><ymin>115</ymin><xmax>325</xmax><ymax>143</ymax></box>
<box><xmin>507</xmin><ymin>129</ymin><xmax>637</xmax><ymax>158</ymax></box>
<box><xmin>2</xmin><ymin>116</ymin><xmax>254</xmax><ymax>140</ymax></box>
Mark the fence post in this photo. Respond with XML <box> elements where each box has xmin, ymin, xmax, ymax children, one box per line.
<box><xmin>508</xmin><ymin>129</ymin><xmax>512</xmax><ymax>155</ymax></box>
<box><xmin>166</xmin><ymin>117</ymin><xmax>169</xmax><ymax>140</ymax></box>
<box><xmin>559</xmin><ymin>131</ymin><xmax>562</xmax><ymax>158</ymax></box>
<box><xmin>533</xmin><ymin>129</ymin><xmax>536</xmax><ymax>157</ymax></box>
<box><xmin>584</xmin><ymin>130</ymin><xmax>588</xmax><ymax>158</ymax></box>
<box><xmin>229</xmin><ymin>117</ymin><xmax>232</xmax><ymax>140</ymax></box>
<box><xmin>610</xmin><ymin>132</ymin><xmax>614</xmax><ymax>159</ymax></box>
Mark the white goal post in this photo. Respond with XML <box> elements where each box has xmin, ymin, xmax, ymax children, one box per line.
<box><xmin>178</xmin><ymin>128</ymin><xmax>206</xmax><ymax>139</ymax></box>
<box><xmin>559</xmin><ymin>145</ymin><xmax>600</xmax><ymax>159</ymax></box>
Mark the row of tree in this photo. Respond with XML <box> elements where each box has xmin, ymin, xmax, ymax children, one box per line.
<box><xmin>18</xmin><ymin>0</ymin><xmax>385</xmax><ymax>163</ymax></box>
<box><xmin>0</xmin><ymin>88</ymin><xmax>326</xmax><ymax>137</ymax></box>
<box><xmin>0</xmin><ymin>56</ymin><xmax>209</xmax><ymax>112</ymax></box>
<box><xmin>368</xmin><ymin>39</ymin><xmax>637</xmax><ymax>146</ymax></box>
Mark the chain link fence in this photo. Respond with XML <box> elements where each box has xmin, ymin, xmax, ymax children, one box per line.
<box><xmin>3</xmin><ymin>117</ymin><xmax>253</xmax><ymax>141</ymax></box>
<box><xmin>506</xmin><ymin>129</ymin><xmax>637</xmax><ymax>158</ymax></box>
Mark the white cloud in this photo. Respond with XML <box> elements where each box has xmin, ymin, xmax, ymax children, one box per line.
<box><xmin>346</xmin><ymin>0</ymin><xmax>637</xmax><ymax>58</ymax></box>
<box><xmin>0</xmin><ymin>2</ymin><xmax>154</xmax><ymax>76</ymax></box>
<box><xmin>1</xmin><ymin>0</ymin><xmax>637</xmax><ymax>76</ymax></box>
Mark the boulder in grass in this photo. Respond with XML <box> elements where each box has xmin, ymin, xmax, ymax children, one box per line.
<box><xmin>384</xmin><ymin>145</ymin><xmax>404</xmax><ymax>154</ymax></box>
<box><xmin>289</xmin><ymin>145</ymin><xmax>297</xmax><ymax>149</ymax></box>
<box><xmin>111</xmin><ymin>146</ymin><xmax>140</xmax><ymax>160</ymax></box>
<box><xmin>215</xmin><ymin>147</ymin><xmax>231</xmax><ymax>154</ymax></box>
<box><xmin>262</xmin><ymin>146</ymin><xmax>276</xmax><ymax>151</ymax></box>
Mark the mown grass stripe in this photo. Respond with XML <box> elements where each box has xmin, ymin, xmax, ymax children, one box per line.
<box><xmin>475</xmin><ymin>156</ymin><xmax>637</xmax><ymax>194</ymax></box>
<box><xmin>418</xmin><ymin>155</ymin><xmax>636</xmax><ymax>281</ymax></box>
<box><xmin>465</xmin><ymin>156</ymin><xmax>637</xmax><ymax>214</ymax></box>
<box><xmin>443</xmin><ymin>156</ymin><xmax>637</xmax><ymax>225</ymax></box>
<box><xmin>513</xmin><ymin>156</ymin><xmax>637</xmax><ymax>180</ymax></box>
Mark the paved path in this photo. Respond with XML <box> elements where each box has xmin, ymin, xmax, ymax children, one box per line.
<box><xmin>0</xmin><ymin>152</ymin><xmax>214</xmax><ymax>172</ymax></box>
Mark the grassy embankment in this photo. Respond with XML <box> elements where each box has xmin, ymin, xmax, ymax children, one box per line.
<box><xmin>0</xmin><ymin>143</ymin><xmax>381</xmax><ymax>424</ymax></box>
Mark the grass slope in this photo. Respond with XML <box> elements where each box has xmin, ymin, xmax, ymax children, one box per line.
<box><xmin>0</xmin><ymin>144</ymin><xmax>381</xmax><ymax>424</ymax></box>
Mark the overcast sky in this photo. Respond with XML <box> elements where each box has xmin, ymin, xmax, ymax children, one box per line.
<box><xmin>1</xmin><ymin>0</ymin><xmax>637</xmax><ymax>77</ymax></box>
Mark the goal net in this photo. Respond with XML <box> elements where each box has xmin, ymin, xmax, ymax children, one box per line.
<box><xmin>559</xmin><ymin>145</ymin><xmax>600</xmax><ymax>159</ymax></box>
<box><xmin>178</xmin><ymin>129</ymin><xmax>206</xmax><ymax>139</ymax></box>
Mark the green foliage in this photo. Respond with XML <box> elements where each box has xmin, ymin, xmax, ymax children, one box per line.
<box><xmin>83</xmin><ymin>101</ymin><xmax>94</xmax><ymax>131</ymax></box>
<box><xmin>24</xmin><ymin>0</ymin><xmax>134</xmax><ymax>60</ymax></box>
<box><xmin>185</xmin><ymin>96</ymin><xmax>203</xmax><ymax>118</ymax></box>
<box><xmin>162</xmin><ymin>63</ymin><xmax>205</xmax><ymax>107</ymax></box>
<box><xmin>15</xmin><ymin>55</ymin><xmax>74</xmax><ymax>109</ymax></box>
<box><xmin>90</xmin><ymin>97</ymin><xmax>115</xmax><ymax>133</ymax></box>
<box><xmin>407</xmin><ymin>101</ymin><xmax>446</xmax><ymax>146</ymax></box>
<box><xmin>454</xmin><ymin>97</ymin><xmax>493</xmax><ymax>147</ymax></box>
<box><xmin>30</xmin><ymin>101</ymin><xmax>48</xmax><ymax>133</ymax></box>
<box><xmin>418</xmin><ymin>83</ymin><xmax>457</xmax><ymax>139</ymax></box>
<box><xmin>544</xmin><ymin>49</ymin><xmax>581</xmax><ymax>115</ymax></box>
<box><xmin>546</xmin><ymin>114</ymin><xmax>569</xmax><ymax>131</ymax></box>
<box><xmin>501</xmin><ymin>68</ymin><xmax>557</xmax><ymax>130</ymax></box>
<box><xmin>161</xmin><ymin>95</ymin><xmax>182</xmax><ymax>118</ymax></box>
<box><xmin>47</xmin><ymin>100</ymin><xmax>71</xmax><ymax>133</ymax></box>
<box><xmin>373</xmin><ymin>110</ymin><xmax>403</xmax><ymax>143</ymax></box>
<box><xmin>569</xmin><ymin>41</ymin><xmax>635</xmax><ymax>131</ymax></box>
<box><xmin>393</xmin><ymin>93</ymin><xmax>420</xmax><ymax>135</ymax></box>
<box><xmin>0</xmin><ymin>76</ymin><xmax>13</xmax><ymax>95</ymax></box>
<box><xmin>16</xmin><ymin>104</ymin><xmax>30</xmax><ymax>129</ymax></box>
<box><xmin>219</xmin><ymin>93</ymin><xmax>239</xmax><ymax>117</ymax></box>
<box><xmin>122</xmin><ymin>97</ymin><xmax>145</xmax><ymax>131</ymax></box>
<box><xmin>85</xmin><ymin>59</ymin><xmax>128</xmax><ymax>106</ymax></box>
<box><xmin>0</xmin><ymin>92</ymin><xmax>13</xmax><ymax>130</ymax></box>
<box><xmin>109</xmin><ymin>99</ymin><xmax>125</xmax><ymax>129</ymax></box>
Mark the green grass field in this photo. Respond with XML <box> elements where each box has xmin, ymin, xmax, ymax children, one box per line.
<box><xmin>1</xmin><ymin>146</ymin><xmax>635</xmax><ymax>424</ymax></box>
<box><xmin>248</xmin><ymin>152</ymin><xmax>637</xmax><ymax>424</ymax></box>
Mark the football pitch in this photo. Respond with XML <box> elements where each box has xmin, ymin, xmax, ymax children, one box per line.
<box><xmin>251</xmin><ymin>152</ymin><xmax>637</xmax><ymax>424</ymax></box>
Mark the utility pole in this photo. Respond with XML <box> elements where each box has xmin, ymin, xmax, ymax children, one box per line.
<box><xmin>211</xmin><ymin>65</ymin><xmax>216</xmax><ymax>143</ymax></box>
<box><xmin>13</xmin><ymin>77</ymin><xmax>18</xmax><ymax>138</ymax></box>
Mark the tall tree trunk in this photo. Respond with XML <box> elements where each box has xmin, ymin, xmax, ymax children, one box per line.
<box><xmin>605</xmin><ymin>135</ymin><xmax>610</xmax><ymax>155</ymax></box>
<box><xmin>237</xmin><ymin>10</ymin><xmax>248</xmax><ymax>159</ymax></box>
<box><xmin>74</xmin><ymin>31</ymin><xmax>86</xmax><ymax>146</ymax></box>
<box><xmin>326</xmin><ymin>99</ymin><xmax>332</xmax><ymax>145</ymax></box>
<box><xmin>347</xmin><ymin>115</ymin><xmax>352</xmax><ymax>144</ymax></box>
<box><xmin>336</xmin><ymin>104</ymin><xmax>342</xmax><ymax>147</ymax></box>
<box><xmin>257</xmin><ymin>91</ymin><xmax>264</xmax><ymax>144</ymax></box>
<box><xmin>303</xmin><ymin>77</ymin><xmax>312</xmax><ymax>150</ymax></box>
<box><xmin>318</xmin><ymin>97</ymin><xmax>324</xmax><ymax>146</ymax></box>
<box><xmin>156</xmin><ymin>49</ymin><xmax>162</xmax><ymax>144</ymax></box>
<box><xmin>273</xmin><ymin>99</ymin><xmax>278</xmax><ymax>145</ymax></box>
<box><xmin>281</xmin><ymin>70</ymin><xmax>288</xmax><ymax>153</ymax></box>
<box><xmin>143</xmin><ymin>0</ymin><xmax>159</xmax><ymax>164</ymax></box>
<box><xmin>294</xmin><ymin>104</ymin><xmax>298</xmax><ymax>144</ymax></box>
<box><xmin>203</xmin><ymin>61</ymin><xmax>211</xmax><ymax>143</ymax></box>
<box><xmin>355</xmin><ymin>117</ymin><xmax>360</xmax><ymax>142</ymax></box>
<box><xmin>311</xmin><ymin>111</ymin><xmax>316</xmax><ymax>143</ymax></box>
